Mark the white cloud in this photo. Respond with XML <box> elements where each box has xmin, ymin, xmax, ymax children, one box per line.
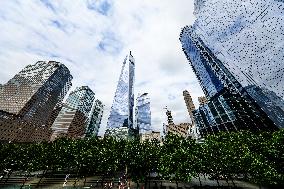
<box><xmin>0</xmin><ymin>0</ymin><xmax>204</xmax><ymax>135</ymax></box>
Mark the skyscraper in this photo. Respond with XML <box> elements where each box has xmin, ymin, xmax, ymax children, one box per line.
<box><xmin>183</xmin><ymin>90</ymin><xmax>196</xmax><ymax>124</ymax></box>
<box><xmin>0</xmin><ymin>61</ymin><xmax>72</xmax><ymax>142</ymax></box>
<box><xmin>180</xmin><ymin>0</ymin><xmax>284</xmax><ymax>135</ymax></box>
<box><xmin>50</xmin><ymin>86</ymin><xmax>95</xmax><ymax>140</ymax></box>
<box><xmin>165</xmin><ymin>108</ymin><xmax>174</xmax><ymax>126</ymax></box>
<box><xmin>164</xmin><ymin>107</ymin><xmax>193</xmax><ymax>138</ymax></box>
<box><xmin>135</xmin><ymin>93</ymin><xmax>151</xmax><ymax>134</ymax></box>
<box><xmin>85</xmin><ymin>99</ymin><xmax>104</xmax><ymax>137</ymax></box>
<box><xmin>107</xmin><ymin>51</ymin><xmax>135</xmax><ymax>129</ymax></box>
<box><xmin>198</xmin><ymin>96</ymin><xmax>208</xmax><ymax>106</ymax></box>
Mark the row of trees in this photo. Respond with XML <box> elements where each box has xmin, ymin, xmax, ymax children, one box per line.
<box><xmin>0</xmin><ymin>130</ymin><xmax>283</xmax><ymax>186</ymax></box>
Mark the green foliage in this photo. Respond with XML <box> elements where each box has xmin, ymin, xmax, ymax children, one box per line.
<box><xmin>0</xmin><ymin>130</ymin><xmax>283</xmax><ymax>185</ymax></box>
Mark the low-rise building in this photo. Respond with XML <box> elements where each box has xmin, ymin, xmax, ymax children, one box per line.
<box><xmin>164</xmin><ymin>122</ymin><xmax>191</xmax><ymax>138</ymax></box>
<box><xmin>104</xmin><ymin>127</ymin><xmax>138</xmax><ymax>140</ymax></box>
<box><xmin>140</xmin><ymin>131</ymin><xmax>161</xmax><ymax>142</ymax></box>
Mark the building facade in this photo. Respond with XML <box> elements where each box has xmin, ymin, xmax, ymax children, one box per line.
<box><xmin>50</xmin><ymin>86</ymin><xmax>95</xmax><ymax>140</ymax></box>
<box><xmin>198</xmin><ymin>96</ymin><xmax>208</xmax><ymax>106</ymax></box>
<box><xmin>85</xmin><ymin>99</ymin><xmax>104</xmax><ymax>137</ymax></box>
<box><xmin>183</xmin><ymin>90</ymin><xmax>196</xmax><ymax>124</ymax></box>
<box><xmin>106</xmin><ymin>51</ymin><xmax>136</xmax><ymax>138</ymax></box>
<box><xmin>163</xmin><ymin>108</ymin><xmax>191</xmax><ymax>138</ymax></box>
<box><xmin>180</xmin><ymin>0</ymin><xmax>284</xmax><ymax>136</ymax></box>
<box><xmin>135</xmin><ymin>93</ymin><xmax>151</xmax><ymax>134</ymax></box>
<box><xmin>164</xmin><ymin>123</ymin><xmax>192</xmax><ymax>138</ymax></box>
<box><xmin>104</xmin><ymin>127</ymin><xmax>138</xmax><ymax>140</ymax></box>
<box><xmin>140</xmin><ymin>131</ymin><xmax>161</xmax><ymax>143</ymax></box>
<box><xmin>0</xmin><ymin>61</ymin><xmax>72</xmax><ymax>142</ymax></box>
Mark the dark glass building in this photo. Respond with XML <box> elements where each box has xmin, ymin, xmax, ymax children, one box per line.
<box><xmin>180</xmin><ymin>21</ymin><xmax>283</xmax><ymax>136</ymax></box>
<box><xmin>0</xmin><ymin>61</ymin><xmax>73</xmax><ymax>142</ymax></box>
<box><xmin>50</xmin><ymin>86</ymin><xmax>95</xmax><ymax>140</ymax></box>
<box><xmin>135</xmin><ymin>93</ymin><xmax>151</xmax><ymax>134</ymax></box>
<box><xmin>107</xmin><ymin>51</ymin><xmax>135</xmax><ymax>129</ymax></box>
<box><xmin>85</xmin><ymin>99</ymin><xmax>104</xmax><ymax>137</ymax></box>
<box><xmin>105</xmin><ymin>51</ymin><xmax>138</xmax><ymax>139</ymax></box>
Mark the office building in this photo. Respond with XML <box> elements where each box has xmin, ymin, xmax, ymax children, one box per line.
<box><xmin>163</xmin><ymin>108</ymin><xmax>191</xmax><ymax>138</ymax></box>
<box><xmin>135</xmin><ymin>93</ymin><xmax>151</xmax><ymax>134</ymax></box>
<box><xmin>50</xmin><ymin>86</ymin><xmax>95</xmax><ymax>140</ymax></box>
<box><xmin>140</xmin><ymin>131</ymin><xmax>161</xmax><ymax>143</ymax></box>
<box><xmin>85</xmin><ymin>99</ymin><xmax>104</xmax><ymax>137</ymax></box>
<box><xmin>198</xmin><ymin>96</ymin><xmax>208</xmax><ymax>106</ymax></box>
<box><xmin>180</xmin><ymin>0</ymin><xmax>284</xmax><ymax>136</ymax></box>
<box><xmin>104</xmin><ymin>127</ymin><xmax>138</xmax><ymax>140</ymax></box>
<box><xmin>106</xmin><ymin>51</ymin><xmax>136</xmax><ymax>138</ymax></box>
<box><xmin>0</xmin><ymin>61</ymin><xmax>72</xmax><ymax>142</ymax></box>
<box><xmin>183</xmin><ymin>90</ymin><xmax>196</xmax><ymax>124</ymax></box>
<box><xmin>165</xmin><ymin>108</ymin><xmax>174</xmax><ymax>126</ymax></box>
<box><xmin>164</xmin><ymin>123</ymin><xmax>191</xmax><ymax>138</ymax></box>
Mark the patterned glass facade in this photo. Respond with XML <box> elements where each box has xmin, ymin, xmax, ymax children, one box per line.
<box><xmin>85</xmin><ymin>99</ymin><xmax>104</xmax><ymax>137</ymax></box>
<box><xmin>0</xmin><ymin>61</ymin><xmax>73</xmax><ymax>142</ymax></box>
<box><xmin>191</xmin><ymin>0</ymin><xmax>284</xmax><ymax>128</ymax></box>
<box><xmin>51</xmin><ymin>86</ymin><xmax>95</xmax><ymax>140</ymax></box>
<box><xmin>107</xmin><ymin>52</ymin><xmax>135</xmax><ymax>129</ymax></box>
<box><xmin>135</xmin><ymin>93</ymin><xmax>151</xmax><ymax>134</ymax></box>
<box><xmin>180</xmin><ymin>19</ymin><xmax>284</xmax><ymax>135</ymax></box>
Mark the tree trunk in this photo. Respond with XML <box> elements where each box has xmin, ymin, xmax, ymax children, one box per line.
<box><xmin>0</xmin><ymin>170</ymin><xmax>7</xmax><ymax>182</ymax></box>
<box><xmin>20</xmin><ymin>171</ymin><xmax>30</xmax><ymax>189</ymax></box>
<box><xmin>83</xmin><ymin>176</ymin><xmax>86</xmax><ymax>187</ymax></box>
<box><xmin>102</xmin><ymin>174</ymin><xmax>105</xmax><ymax>188</ymax></box>
<box><xmin>229</xmin><ymin>174</ymin><xmax>236</xmax><ymax>187</ymax></box>
<box><xmin>4</xmin><ymin>169</ymin><xmax>13</xmax><ymax>185</ymax></box>
<box><xmin>176</xmin><ymin>180</ymin><xmax>179</xmax><ymax>188</ymax></box>
<box><xmin>225</xmin><ymin>177</ymin><xmax>230</xmax><ymax>186</ymax></box>
<box><xmin>74</xmin><ymin>165</ymin><xmax>80</xmax><ymax>187</ymax></box>
<box><xmin>198</xmin><ymin>174</ymin><xmax>202</xmax><ymax>186</ymax></box>
<box><xmin>216</xmin><ymin>178</ymin><xmax>220</xmax><ymax>187</ymax></box>
<box><xmin>231</xmin><ymin>178</ymin><xmax>236</xmax><ymax>187</ymax></box>
<box><xmin>36</xmin><ymin>169</ymin><xmax>47</xmax><ymax>188</ymax></box>
<box><xmin>148</xmin><ymin>172</ymin><xmax>151</xmax><ymax>189</ymax></box>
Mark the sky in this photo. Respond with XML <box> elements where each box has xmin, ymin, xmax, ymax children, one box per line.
<box><xmin>0</xmin><ymin>0</ymin><xmax>204</xmax><ymax>135</ymax></box>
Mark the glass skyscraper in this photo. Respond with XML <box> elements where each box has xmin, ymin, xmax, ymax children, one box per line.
<box><xmin>51</xmin><ymin>86</ymin><xmax>95</xmax><ymax>140</ymax></box>
<box><xmin>0</xmin><ymin>61</ymin><xmax>73</xmax><ymax>142</ymax></box>
<box><xmin>107</xmin><ymin>51</ymin><xmax>135</xmax><ymax>129</ymax></box>
<box><xmin>135</xmin><ymin>93</ymin><xmax>151</xmax><ymax>134</ymax></box>
<box><xmin>180</xmin><ymin>0</ymin><xmax>284</xmax><ymax>135</ymax></box>
<box><xmin>85</xmin><ymin>99</ymin><xmax>104</xmax><ymax>137</ymax></box>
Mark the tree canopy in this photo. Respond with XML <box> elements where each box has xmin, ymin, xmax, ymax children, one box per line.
<box><xmin>0</xmin><ymin>130</ymin><xmax>283</xmax><ymax>186</ymax></box>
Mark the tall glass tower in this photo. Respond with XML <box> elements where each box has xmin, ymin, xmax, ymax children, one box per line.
<box><xmin>180</xmin><ymin>0</ymin><xmax>284</xmax><ymax>135</ymax></box>
<box><xmin>51</xmin><ymin>86</ymin><xmax>95</xmax><ymax>140</ymax></box>
<box><xmin>0</xmin><ymin>61</ymin><xmax>73</xmax><ymax>142</ymax></box>
<box><xmin>85</xmin><ymin>99</ymin><xmax>104</xmax><ymax>137</ymax></box>
<box><xmin>107</xmin><ymin>51</ymin><xmax>135</xmax><ymax>129</ymax></box>
<box><xmin>135</xmin><ymin>93</ymin><xmax>151</xmax><ymax>134</ymax></box>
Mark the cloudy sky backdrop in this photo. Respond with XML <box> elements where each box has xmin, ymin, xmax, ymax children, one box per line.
<box><xmin>0</xmin><ymin>0</ymin><xmax>204</xmax><ymax>135</ymax></box>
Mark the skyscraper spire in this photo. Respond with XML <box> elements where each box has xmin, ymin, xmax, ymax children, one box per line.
<box><xmin>107</xmin><ymin>51</ymin><xmax>135</xmax><ymax>129</ymax></box>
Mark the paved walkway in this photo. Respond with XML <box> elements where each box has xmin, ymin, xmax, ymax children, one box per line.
<box><xmin>0</xmin><ymin>173</ymin><xmax>269</xmax><ymax>189</ymax></box>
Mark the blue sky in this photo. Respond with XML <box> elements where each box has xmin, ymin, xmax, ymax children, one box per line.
<box><xmin>0</xmin><ymin>0</ymin><xmax>203</xmax><ymax>135</ymax></box>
